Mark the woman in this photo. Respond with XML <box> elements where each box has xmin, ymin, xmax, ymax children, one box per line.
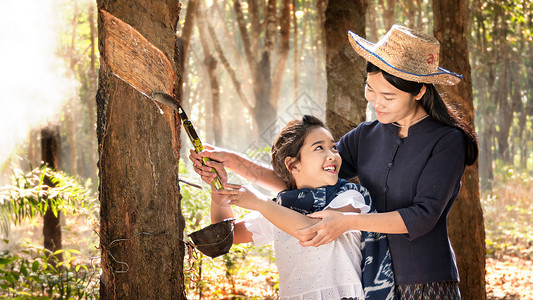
<box><xmin>190</xmin><ymin>25</ymin><xmax>478</xmax><ymax>299</ymax></box>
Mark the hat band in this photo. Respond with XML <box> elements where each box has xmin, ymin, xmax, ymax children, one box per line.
<box><xmin>355</xmin><ymin>39</ymin><xmax>463</xmax><ymax>80</ymax></box>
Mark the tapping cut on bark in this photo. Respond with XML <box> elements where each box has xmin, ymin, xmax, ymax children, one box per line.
<box><xmin>99</xmin><ymin>9</ymin><xmax>176</xmax><ymax>97</ymax></box>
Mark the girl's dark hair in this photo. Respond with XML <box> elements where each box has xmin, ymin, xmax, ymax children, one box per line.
<box><xmin>271</xmin><ymin>115</ymin><xmax>327</xmax><ymax>190</ymax></box>
<box><xmin>366</xmin><ymin>62</ymin><xmax>478</xmax><ymax>165</ymax></box>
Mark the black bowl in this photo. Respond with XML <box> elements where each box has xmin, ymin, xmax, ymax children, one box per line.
<box><xmin>189</xmin><ymin>218</ymin><xmax>235</xmax><ymax>258</ymax></box>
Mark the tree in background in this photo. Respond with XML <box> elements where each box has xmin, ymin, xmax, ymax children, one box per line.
<box><xmin>41</xmin><ymin>125</ymin><xmax>64</xmax><ymax>263</ymax></box>
<box><xmin>96</xmin><ymin>0</ymin><xmax>185</xmax><ymax>298</ymax></box>
<box><xmin>470</xmin><ymin>0</ymin><xmax>533</xmax><ymax>190</ymax></box>
<box><xmin>195</xmin><ymin>0</ymin><xmax>223</xmax><ymax>146</ymax></box>
<box><xmin>56</xmin><ymin>0</ymin><xmax>99</xmax><ymax>182</ymax></box>
<box><xmin>212</xmin><ymin>0</ymin><xmax>291</xmax><ymax>139</ymax></box>
<box><xmin>433</xmin><ymin>0</ymin><xmax>486</xmax><ymax>298</ymax></box>
<box><xmin>180</xmin><ymin>0</ymin><xmax>293</xmax><ymax>143</ymax></box>
<box><xmin>323</xmin><ymin>0</ymin><xmax>367</xmax><ymax>140</ymax></box>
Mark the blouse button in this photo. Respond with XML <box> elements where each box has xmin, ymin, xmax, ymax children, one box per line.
<box><xmin>383</xmin><ymin>186</ymin><xmax>389</xmax><ymax>192</ymax></box>
<box><xmin>387</xmin><ymin>162</ymin><xmax>393</xmax><ymax>168</ymax></box>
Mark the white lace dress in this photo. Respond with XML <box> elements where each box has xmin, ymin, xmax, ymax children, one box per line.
<box><xmin>244</xmin><ymin>190</ymin><xmax>370</xmax><ymax>300</ymax></box>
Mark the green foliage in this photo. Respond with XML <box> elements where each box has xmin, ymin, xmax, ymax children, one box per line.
<box><xmin>179</xmin><ymin>160</ymin><xmax>278</xmax><ymax>298</ymax></box>
<box><xmin>0</xmin><ymin>166</ymin><xmax>100</xmax><ymax>298</ymax></box>
<box><xmin>0</xmin><ymin>166</ymin><xmax>98</xmax><ymax>236</ymax></box>
<box><xmin>0</xmin><ymin>245</ymin><xmax>99</xmax><ymax>299</ymax></box>
<box><xmin>482</xmin><ymin>163</ymin><xmax>533</xmax><ymax>259</ymax></box>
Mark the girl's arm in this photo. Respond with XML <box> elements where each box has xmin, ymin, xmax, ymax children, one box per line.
<box><xmin>296</xmin><ymin>210</ymin><xmax>407</xmax><ymax>247</ymax></box>
<box><xmin>216</xmin><ymin>184</ymin><xmax>359</xmax><ymax>241</ymax></box>
<box><xmin>210</xmin><ymin>187</ymin><xmax>253</xmax><ymax>244</ymax></box>
<box><xmin>215</xmin><ymin>184</ymin><xmax>319</xmax><ymax>240</ymax></box>
<box><xmin>189</xmin><ymin>147</ymin><xmax>287</xmax><ymax>193</ymax></box>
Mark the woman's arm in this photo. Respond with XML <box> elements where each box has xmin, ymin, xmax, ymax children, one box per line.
<box><xmin>297</xmin><ymin>130</ymin><xmax>467</xmax><ymax>247</ymax></box>
<box><xmin>295</xmin><ymin>210</ymin><xmax>407</xmax><ymax>247</ymax></box>
<box><xmin>189</xmin><ymin>147</ymin><xmax>286</xmax><ymax>193</ymax></box>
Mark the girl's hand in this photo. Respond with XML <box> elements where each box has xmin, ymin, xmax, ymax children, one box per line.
<box><xmin>213</xmin><ymin>184</ymin><xmax>267</xmax><ymax>211</ymax></box>
<box><xmin>295</xmin><ymin>210</ymin><xmax>351</xmax><ymax>247</ymax></box>
<box><xmin>211</xmin><ymin>184</ymin><xmax>232</xmax><ymax>208</ymax></box>
<box><xmin>189</xmin><ymin>144</ymin><xmax>230</xmax><ymax>185</ymax></box>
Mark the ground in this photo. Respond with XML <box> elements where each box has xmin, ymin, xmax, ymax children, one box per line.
<box><xmin>2</xmin><ymin>219</ymin><xmax>532</xmax><ymax>299</ymax></box>
<box><xmin>183</xmin><ymin>247</ymin><xmax>533</xmax><ymax>299</ymax></box>
<box><xmin>486</xmin><ymin>256</ymin><xmax>532</xmax><ymax>299</ymax></box>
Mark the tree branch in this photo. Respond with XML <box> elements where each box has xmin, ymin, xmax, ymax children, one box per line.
<box><xmin>233</xmin><ymin>0</ymin><xmax>256</xmax><ymax>77</ymax></box>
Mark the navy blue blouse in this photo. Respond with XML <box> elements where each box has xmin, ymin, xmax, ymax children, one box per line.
<box><xmin>337</xmin><ymin>117</ymin><xmax>466</xmax><ymax>285</ymax></box>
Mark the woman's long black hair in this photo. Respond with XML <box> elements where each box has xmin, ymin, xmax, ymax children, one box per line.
<box><xmin>366</xmin><ymin>62</ymin><xmax>478</xmax><ymax>165</ymax></box>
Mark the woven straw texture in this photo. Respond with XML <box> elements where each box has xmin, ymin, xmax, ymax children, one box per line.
<box><xmin>348</xmin><ymin>25</ymin><xmax>462</xmax><ymax>86</ymax></box>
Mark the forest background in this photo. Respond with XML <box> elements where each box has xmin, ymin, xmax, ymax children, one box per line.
<box><xmin>0</xmin><ymin>0</ymin><xmax>531</xmax><ymax>299</ymax></box>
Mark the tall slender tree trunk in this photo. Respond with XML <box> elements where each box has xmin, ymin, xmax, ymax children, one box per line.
<box><xmin>41</xmin><ymin>125</ymin><xmax>63</xmax><ymax>262</ymax></box>
<box><xmin>433</xmin><ymin>0</ymin><xmax>486</xmax><ymax>298</ymax></box>
<box><xmin>496</xmin><ymin>52</ymin><xmax>512</xmax><ymax>163</ymax></box>
<box><xmin>366</xmin><ymin>0</ymin><xmax>379</xmax><ymax>42</ymax></box>
<box><xmin>87</xmin><ymin>1</ymin><xmax>98</xmax><ymax>181</ymax></box>
<box><xmin>379</xmin><ymin>0</ymin><xmax>396</xmax><ymax>30</ymax></box>
<box><xmin>270</xmin><ymin>0</ymin><xmax>291</xmax><ymax>111</ymax></box>
<box><xmin>230</xmin><ymin>0</ymin><xmax>291</xmax><ymax>139</ymax></box>
<box><xmin>196</xmin><ymin>1</ymin><xmax>223</xmax><ymax>146</ymax></box>
<box><xmin>96</xmin><ymin>1</ymin><xmax>185</xmax><ymax>298</ymax></box>
<box><xmin>324</xmin><ymin>0</ymin><xmax>367</xmax><ymax>140</ymax></box>
<box><xmin>315</xmin><ymin>0</ymin><xmax>327</xmax><ymax>101</ymax></box>
<box><xmin>253</xmin><ymin>51</ymin><xmax>276</xmax><ymax>138</ymax></box>
<box><xmin>28</xmin><ymin>129</ymin><xmax>41</xmax><ymax>170</ymax></box>
<box><xmin>177</xmin><ymin>0</ymin><xmax>198</xmax><ymax>117</ymax></box>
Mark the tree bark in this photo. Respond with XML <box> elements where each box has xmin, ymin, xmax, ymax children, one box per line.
<box><xmin>433</xmin><ymin>0</ymin><xmax>486</xmax><ymax>298</ymax></box>
<box><xmin>324</xmin><ymin>0</ymin><xmax>367</xmax><ymax>140</ymax></box>
<box><xmin>96</xmin><ymin>1</ymin><xmax>185</xmax><ymax>298</ymax></box>
<box><xmin>87</xmin><ymin>1</ymin><xmax>98</xmax><ymax>181</ymax></box>
<box><xmin>41</xmin><ymin>125</ymin><xmax>63</xmax><ymax>262</ymax></box>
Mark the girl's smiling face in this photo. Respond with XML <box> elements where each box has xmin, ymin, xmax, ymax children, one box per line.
<box><xmin>365</xmin><ymin>72</ymin><xmax>426</xmax><ymax>125</ymax></box>
<box><xmin>288</xmin><ymin>127</ymin><xmax>341</xmax><ymax>189</ymax></box>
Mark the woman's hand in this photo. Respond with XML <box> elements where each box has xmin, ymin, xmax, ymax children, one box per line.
<box><xmin>213</xmin><ymin>184</ymin><xmax>267</xmax><ymax>211</ymax></box>
<box><xmin>295</xmin><ymin>210</ymin><xmax>353</xmax><ymax>247</ymax></box>
<box><xmin>189</xmin><ymin>144</ymin><xmax>232</xmax><ymax>186</ymax></box>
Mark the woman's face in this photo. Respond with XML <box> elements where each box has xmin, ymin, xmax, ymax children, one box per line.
<box><xmin>289</xmin><ymin>127</ymin><xmax>341</xmax><ymax>189</ymax></box>
<box><xmin>365</xmin><ymin>72</ymin><xmax>425</xmax><ymax>125</ymax></box>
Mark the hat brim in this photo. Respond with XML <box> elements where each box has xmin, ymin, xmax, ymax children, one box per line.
<box><xmin>348</xmin><ymin>31</ymin><xmax>462</xmax><ymax>86</ymax></box>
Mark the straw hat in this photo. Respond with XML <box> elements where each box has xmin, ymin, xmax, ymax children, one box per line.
<box><xmin>348</xmin><ymin>25</ymin><xmax>462</xmax><ymax>86</ymax></box>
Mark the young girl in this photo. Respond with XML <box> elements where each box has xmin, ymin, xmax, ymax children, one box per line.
<box><xmin>209</xmin><ymin>115</ymin><xmax>394</xmax><ymax>300</ymax></box>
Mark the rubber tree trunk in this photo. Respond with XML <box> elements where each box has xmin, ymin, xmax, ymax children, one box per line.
<box><xmin>41</xmin><ymin>125</ymin><xmax>63</xmax><ymax>262</ymax></box>
<box><xmin>96</xmin><ymin>0</ymin><xmax>185</xmax><ymax>298</ymax></box>
<box><xmin>433</xmin><ymin>0</ymin><xmax>486</xmax><ymax>298</ymax></box>
<box><xmin>323</xmin><ymin>0</ymin><xmax>368</xmax><ymax>140</ymax></box>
